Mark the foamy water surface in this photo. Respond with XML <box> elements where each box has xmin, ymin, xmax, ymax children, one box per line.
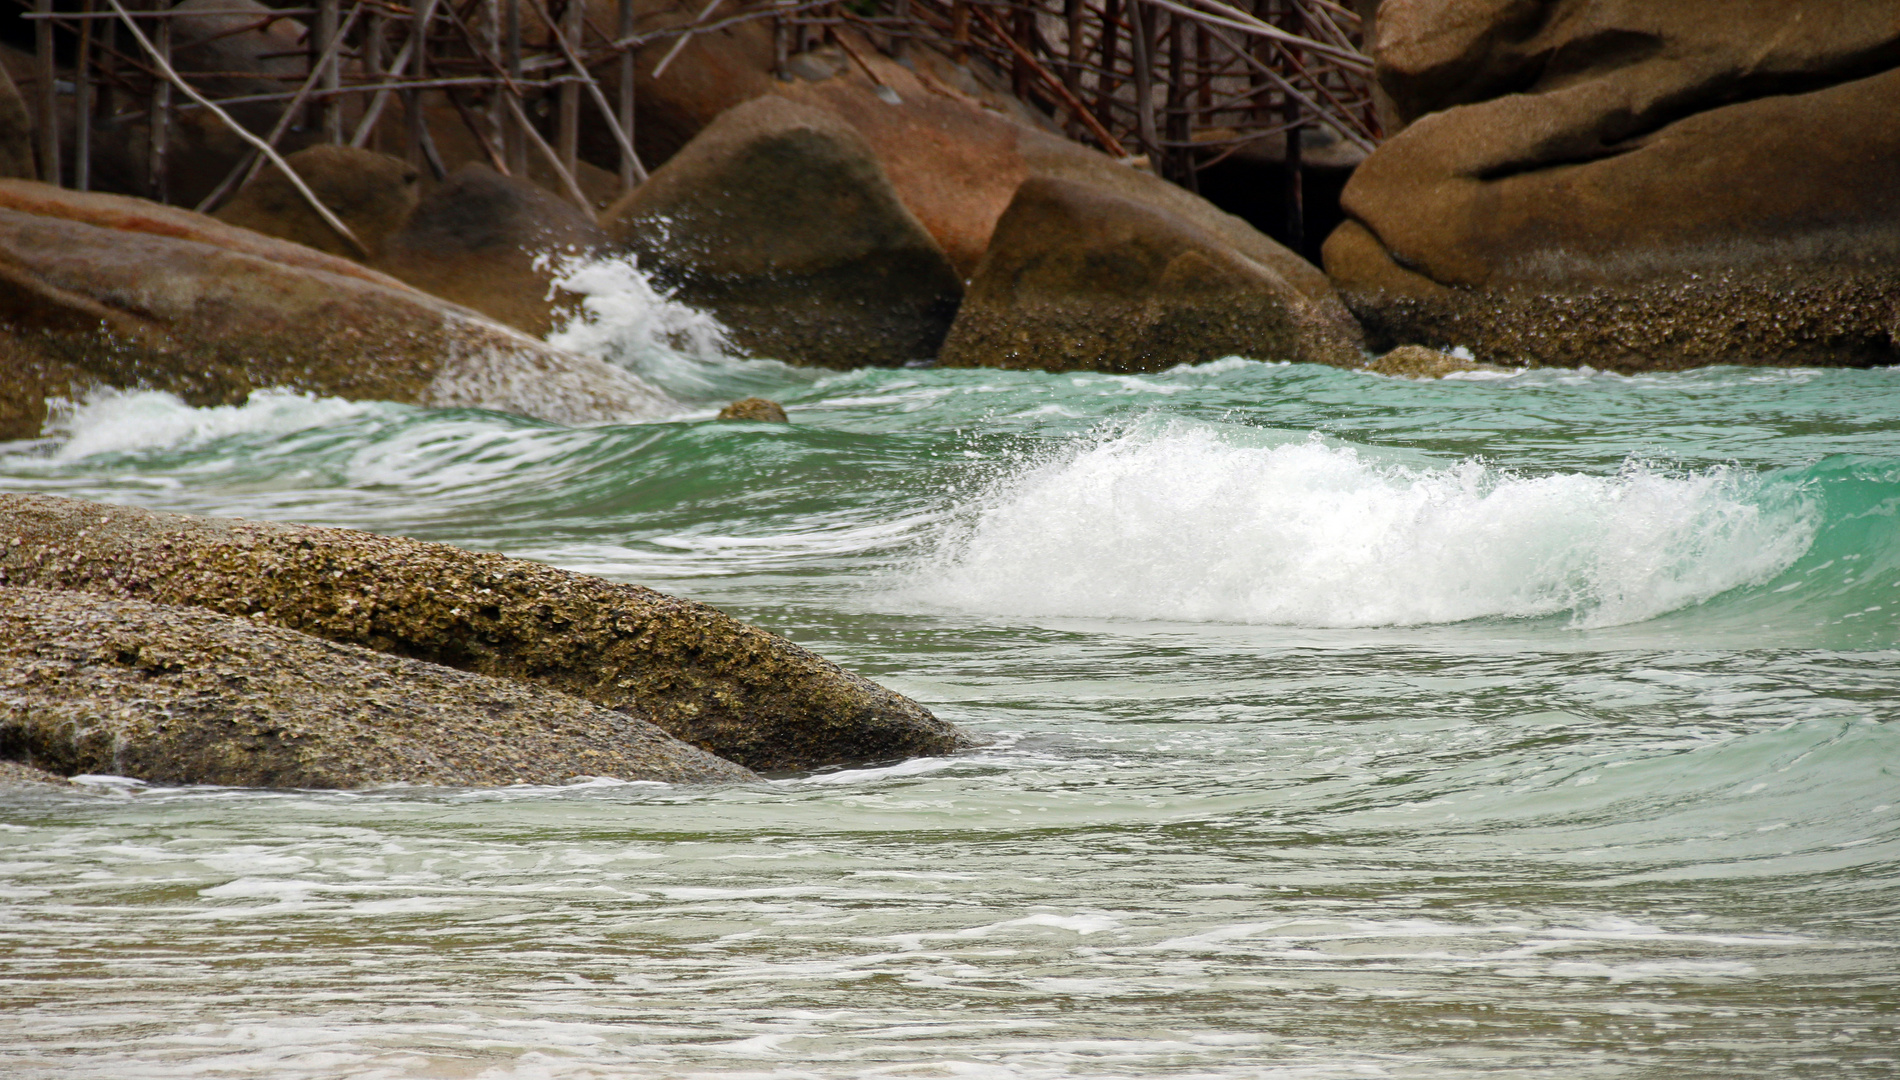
<box><xmin>2</xmin><ymin>264</ymin><xmax>1897</xmax><ymax>1078</ymax></box>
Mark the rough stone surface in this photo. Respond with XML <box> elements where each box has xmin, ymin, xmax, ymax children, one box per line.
<box><xmin>0</xmin><ymin>182</ymin><xmax>671</xmax><ymax>438</ymax></box>
<box><xmin>375</xmin><ymin>163</ymin><xmax>608</xmax><ymax>336</ymax></box>
<box><xmin>0</xmin><ymin>587</ymin><xmax>756</xmax><ymax>788</ymax></box>
<box><xmin>603</xmin><ymin>96</ymin><xmax>963</xmax><ymax>368</ymax></box>
<box><xmin>717</xmin><ymin>397</ymin><xmax>789</xmax><ymax>422</ymax></box>
<box><xmin>0</xmin><ymin>64</ymin><xmax>32</xmax><ymax>181</ymax></box>
<box><xmin>215</xmin><ymin>145</ymin><xmax>421</xmax><ymax>261</ymax></box>
<box><xmin>939</xmin><ymin>178</ymin><xmax>1364</xmax><ymax>373</ymax></box>
<box><xmin>1324</xmin><ymin>0</ymin><xmax>1900</xmax><ymax>369</ymax></box>
<box><xmin>0</xmin><ymin>495</ymin><xmax>970</xmax><ymax>773</ymax></box>
<box><xmin>1363</xmin><ymin>344</ymin><xmax>1508</xmax><ymax>378</ymax></box>
<box><xmin>0</xmin><ymin>758</ymin><xmax>69</xmax><ymax>788</ymax></box>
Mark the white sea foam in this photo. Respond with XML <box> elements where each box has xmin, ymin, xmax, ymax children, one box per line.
<box><xmin>42</xmin><ymin>388</ymin><xmax>388</xmax><ymax>462</ymax></box>
<box><xmin>544</xmin><ymin>252</ymin><xmax>799</xmax><ymax>400</ymax></box>
<box><xmin>907</xmin><ymin>421</ymin><xmax>1815</xmax><ymax>628</ymax></box>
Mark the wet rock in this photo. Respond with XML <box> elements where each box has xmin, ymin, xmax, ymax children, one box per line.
<box><xmin>938</xmin><ymin>178</ymin><xmax>1364</xmax><ymax>373</ymax></box>
<box><xmin>0</xmin><ymin>495</ymin><xmax>971</xmax><ymax>773</ymax></box>
<box><xmin>375</xmin><ymin>163</ymin><xmax>608</xmax><ymax>336</ymax></box>
<box><xmin>0</xmin><ymin>587</ymin><xmax>757</xmax><ymax>788</ymax></box>
<box><xmin>0</xmin><ymin>758</ymin><xmax>70</xmax><ymax>788</ymax></box>
<box><xmin>215</xmin><ymin>145</ymin><xmax>421</xmax><ymax>261</ymax></box>
<box><xmin>1323</xmin><ymin>0</ymin><xmax>1900</xmax><ymax>370</ymax></box>
<box><xmin>0</xmin><ymin>64</ymin><xmax>32</xmax><ymax>181</ymax></box>
<box><xmin>717</xmin><ymin>397</ymin><xmax>789</xmax><ymax>422</ymax></box>
<box><xmin>603</xmin><ymin>96</ymin><xmax>962</xmax><ymax>368</ymax></box>
<box><xmin>1363</xmin><ymin>344</ymin><xmax>1509</xmax><ymax>379</ymax></box>
<box><xmin>0</xmin><ymin>181</ymin><xmax>671</xmax><ymax>437</ymax></box>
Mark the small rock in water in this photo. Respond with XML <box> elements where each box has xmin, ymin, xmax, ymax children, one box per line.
<box><xmin>717</xmin><ymin>397</ymin><xmax>790</xmax><ymax>422</ymax></box>
<box><xmin>1365</xmin><ymin>345</ymin><xmax>1510</xmax><ymax>379</ymax></box>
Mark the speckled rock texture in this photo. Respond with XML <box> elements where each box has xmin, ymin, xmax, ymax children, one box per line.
<box><xmin>1323</xmin><ymin>0</ymin><xmax>1900</xmax><ymax>370</ymax></box>
<box><xmin>1364</xmin><ymin>345</ymin><xmax>1509</xmax><ymax>379</ymax></box>
<box><xmin>0</xmin><ymin>587</ymin><xmax>756</xmax><ymax>788</ymax></box>
<box><xmin>0</xmin><ymin>180</ymin><xmax>672</xmax><ymax>440</ymax></box>
<box><xmin>0</xmin><ymin>495</ymin><xmax>969</xmax><ymax>773</ymax></box>
<box><xmin>0</xmin><ymin>758</ymin><xmax>69</xmax><ymax>788</ymax></box>
<box><xmin>938</xmin><ymin>178</ymin><xmax>1363</xmax><ymax>373</ymax></box>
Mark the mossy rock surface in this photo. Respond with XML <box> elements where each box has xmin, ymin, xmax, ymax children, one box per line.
<box><xmin>0</xmin><ymin>495</ymin><xmax>970</xmax><ymax>773</ymax></box>
<box><xmin>0</xmin><ymin>587</ymin><xmax>755</xmax><ymax>788</ymax></box>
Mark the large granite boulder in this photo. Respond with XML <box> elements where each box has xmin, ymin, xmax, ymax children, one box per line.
<box><xmin>0</xmin><ymin>495</ymin><xmax>971</xmax><ymax>773</ymax></box>
<box><xmin>939</xmin><ymin>178</ymin><xmax>1364</xmax><ymax>372</ymax></box>
<box><xmin>215</xmin><ymin>145</ymin><xmax>422</xmax><ymax>261</ymax></box>
<box><xmin>375</xmin><ymin>163</ymin><xmax>609</xmax><ymax>337</ymax></box>
<box><xmin>0</xmin><ymin>181</ymin><xmax>670</xmax><ymax>439</ymax></box>
<box><xmin>1324</xmin><ymin>0</ymin><xmax>1900</xmax><ymax>370</ymax></box>
<box><xmin>604</xmin><ymin>96</ymin><xmax>963</xmax><ymax>368</ymax></box>
<box><xmin>1</xmin><ymin>587</ymin><xmax>756</xmax><ymax>788</ymax></box>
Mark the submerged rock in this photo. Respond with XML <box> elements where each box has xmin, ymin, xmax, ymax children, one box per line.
<box><xmin>0</xmin><ymin>495</ymin><xmax>969</xmax><ymax>772</ymax></box>
<box><xmin>1363</xmin><ymin>345</ymin><xmax>1509</xmax><ymax>379</ymax></box>
<box><xmin>0</xmin><ymin>587</ymin><xmax>756</xmax><ymax>788</ymax></box>
<box><xmin>717</xmin><ymin>397</ymin><xmax>789</xmax><ymax>422</ymax></box>
<box><xmin>1324</xmin><ymin>0</ymin><xmax>1900</xmax><ymax>369</ymax></box>
<box><xmin>604</xmin><ymin>96</ymin><xmax>962</xmax><ymax>368</ymax></box>
<box><xmin>375</xmin><ymin>163</ymin><xmax>609</xmax><ymax>337</ymax></box>
<box><xmin>0</xmin><ymin>180</ymin><xmax>670</xmax><ymax>439</ymax></box>
<box><xmin>214</xmin><ymin>145</ymin><xmax>421</xmax><ymax>261</ymax></box>
<box><xmin>938</xmin><ymin>178</ymin><xmax>1363</xmax><ymax>373</ymax></box>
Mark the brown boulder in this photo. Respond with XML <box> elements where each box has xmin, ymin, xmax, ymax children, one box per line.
<box><xmin>214</xmin><ymin>145</ymin><xmax>421</xmax><ymax>261</ymax></box>
<box><xmin>375</xmin><ymin>163</ymin><xmax>608</xmax><ymax>336</ymax></box>
<box><xmin>939</xmin><ymin>177</ymin><xmax>1364</xmax><ymax>373</ymax></box>
<box><xmin>0</xmin><ymin>181</ymin><xmax>670</xmax><ymax>437</ymax></box>
<box><xmin>1324</xmin><ymin>0</ymin><xmax>1900</xmax><ymax>369</ymax></box>
<box><xmin>604</xmin><ymin>95</ymin><xmax>962</xmax><ymax>368</ymax></box>
<box><xmin>1</xmin><ymin>587</ymin><xmax>757</xmax><ymax>788</ymax></box>
<box><xmin>1364</xmin><ymin>344</ymin><xmax>1508</xmax><ymax>378</ymax></box>
<box><xmin>717</xmin><ymin>397</ymin><xmax>789</xmax><ymax>422</ymax></box>
<box><xmin>0</xmin><ymin>495</ymin><xmax>973</xmax><ymax>773</ymax></box>
<box><xmin>0</xmin><ymin>63</ymin><xmax>32</xmax><ymax>181</ymax></box>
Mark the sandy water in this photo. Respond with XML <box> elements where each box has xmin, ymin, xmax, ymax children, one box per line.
<box><xmin>1</xmin><ymin>265</ymin><xmax>1896</xmax><ymax>1078</ymax></box>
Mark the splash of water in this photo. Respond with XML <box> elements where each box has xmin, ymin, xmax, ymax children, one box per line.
<box><xmin>543</xmin><ymin>253</ymin><xmax>802</xmax><ymax>401</ymax></box>
<box><xmin>908</xmin><ymin>421</ymin><xmax>1818</xmax><ymax>628</ymax></box>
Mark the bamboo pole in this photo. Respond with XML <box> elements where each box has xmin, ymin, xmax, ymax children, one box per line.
<box><xmin>148</xmin><ymin>1</ymin><xmax>171</xmax><ymax>201</ymax></box>
<box><xmin>75</xmin><ymin>0</ymin><xmax>94</xmax><ymax>190</ymax></box>
<box><xmin>312</xmin><ymin>0</ymin><xmax>341</xmax><ymax>141</ymax></box>
<box><xmin>558</xmin><ymin>0</ymin><xmax>580</xmax><ymax>182</ymax></box>
<box><xmin>619</xmin><ymin>0</ymin><xmax>637</xmax><ymax>190</ymax></box>
<box><xmin>503</xmin><ymin>90</ymin><xmax>595</xmax><ymax>219</ymax></box>
<box><xmin>1129</xmin><ymin>0</ymin><xmax>1158</xmax><ymax>163</ymax></box>
<box><xmin>505</xmin><ymin>0</ymin><xmax>525</xmax><ymax>172</ymax></box>
<box><xmin>35</xmin><ymin>0</ymin><xmax>59</xmax><ymax>185</ymax></box>
<box><xmin>526</xmin><ymin>0</ymin><xmax>645</xmax><ymax>183</ymax></box>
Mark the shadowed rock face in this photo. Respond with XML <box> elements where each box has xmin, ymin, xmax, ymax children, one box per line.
<box><xmin>603</xmin><ymin>96</ymin><xmax>963</xmax><ymax>369</ymax></box>
<box><xmin>1324</xmin><ymin>0</ymin><xmax>1900</xmax><ymax>370</ymax></box>
<box><xmin>0</xmin><ymin>495</ymin><xmax>971</xmax><ymax>773</ymax></box>
<box><xmin>214</xmin><ymin>145</ymin><xmax>422</xmax><ymax>262</ymax></box>
<box><xmin>939</xmin><ymin>178</ymin><xmax>1364</xmax><ymax>373</ymax></box>
<box><xmin>0</xmin><ymin>181</ymin><xmax>671</xmax><ymax>439</ymax></box>
<box><xmin>374</xmin><ymin>164</ymin><xmax>610</xmax><ymax>337</ymax></box>
<box><xmin>0</xmin><ymin>587</ymin><xmax>757</xmax><ymax>788</ymax></box>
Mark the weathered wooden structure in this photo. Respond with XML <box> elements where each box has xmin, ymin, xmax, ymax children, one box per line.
<box><xmin>14</xmin><ymin>0</ymin><xmax>1375</xmax><ymax>230</ymax></box>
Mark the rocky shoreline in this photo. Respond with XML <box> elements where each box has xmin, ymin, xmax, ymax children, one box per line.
<box><xmin>0</xmin><ymin>494</ymin><xmax>972</xmax><ymax>787</ymax></box>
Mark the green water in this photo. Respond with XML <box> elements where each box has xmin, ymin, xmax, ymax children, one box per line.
<box><xmin>1</xmin><ymin>305</ymin><xmax>1897</xmax><ymax>1077</ymax></box>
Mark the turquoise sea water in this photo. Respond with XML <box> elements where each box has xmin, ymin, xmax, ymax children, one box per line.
<box><xmin>1</xmin><ymin>268</ymin><xmax>1897</xmax><ymax>1078</ymax></box>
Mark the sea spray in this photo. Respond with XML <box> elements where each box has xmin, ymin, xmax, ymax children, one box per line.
<box><xmin>908</xmin><ymin>420</ymin><xmax>1818</xmax><ymax>628</ymax></box>
<box><xmin>544</xmin><ymin>252</ymin><xmax>806</xmax><ymax>402</ymax></box>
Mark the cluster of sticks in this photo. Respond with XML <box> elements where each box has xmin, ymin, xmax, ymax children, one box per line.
<box><xmin>17</xmin><ymin>0</ymin><xmax>1372</xmax><ymax>247</ymax></box>
<box><xmin>772</xmin><ymin>0</ymin><xmax>1377</xmax><ymax>177</ymax></box>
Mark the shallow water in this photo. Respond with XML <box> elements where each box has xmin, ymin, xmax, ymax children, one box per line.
<box><xmin>2</xmin><ymin>267</ymin><xmax>1897</xmax><ymax>1078</ymax></box>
